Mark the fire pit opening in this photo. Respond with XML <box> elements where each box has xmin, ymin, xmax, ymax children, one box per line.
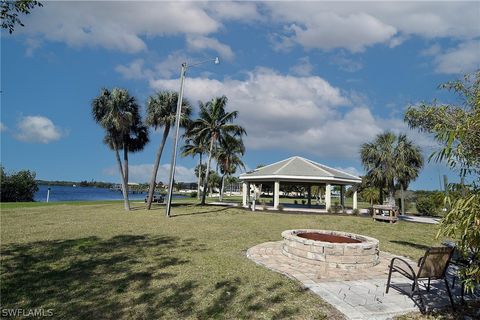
<box><xmin>297</xmin><ymin>232</ymin><xmax>362</xmax><ymax>243</ymax></box>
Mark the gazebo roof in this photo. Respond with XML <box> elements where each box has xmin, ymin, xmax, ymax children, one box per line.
<box><xmin>239</xmin><ymin>156</ymin><xmax>361</xmax><ymax>184</ymax></box>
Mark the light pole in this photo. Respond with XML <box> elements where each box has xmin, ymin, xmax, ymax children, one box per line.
<box><xmin>165</xmin><ymin>57</ymin><xmax>219</xmax><ymax>217</ymax></box>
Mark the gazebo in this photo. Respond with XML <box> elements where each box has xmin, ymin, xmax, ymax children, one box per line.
<box><xmin>239</xmin><ymin>156</ymin><xmax>362</xmax><ymax>210</ymax></box>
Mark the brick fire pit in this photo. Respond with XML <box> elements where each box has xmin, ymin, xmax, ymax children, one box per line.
<box><xmin>281</xmin><ymin>229</ymin><xmax>379</xmax><ymax>270</ymax></box>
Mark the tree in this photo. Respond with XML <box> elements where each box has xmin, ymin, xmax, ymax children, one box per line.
<box><xmin>394</xmin><ymin>134</ymin><xmax>424</xmax><ymax>215</ymax></box>
<box><xmin>359</xmin><ymin>187</ymin><xmax>379</xmax><ymax>206</ymax></box>
<box><xmin>216</xmin><ymin>135</ymin><xmax>245</xmax><ymax>201</ymax></box>
<box><xmin>0</xmin><ymin>166</ymin><xmax>39</xmax><ymax>202</ymax></box>
<box><xmin>1</xmin><ymin>0</ymin><xmax>42</xmax><ymax>34</ymax></box>
<box><xmin>405</xmin><ymin>70</ymin><xmax>480</xmax><ymax>292</ymax></box>
<box><xmin>360</xmin><ymin>132</ymin><xmax>397</xmax><ymax>204</ymax></box>
<box><xmin>188</xmin><ymin>96</ymin><xmax>246</xmax><ymax>205</ymax></box>
<box><xmin>182</xmin><ymin>133</ymin><xmax>206</xmax><ymax>200</ymax></box>
<box><xmin>360</xmin><ymin>132</ymin><xmax>423</xmax><ymax>208</ymax></box>
<box><xmin>144</xmin><ymin>91</ymin><xmax>191</xmax><ymax>210</ymax></box>
<box><xmin>92</xmin><ymin>88</ymin><xmax>148</xmax><ymax>211</ymax></box>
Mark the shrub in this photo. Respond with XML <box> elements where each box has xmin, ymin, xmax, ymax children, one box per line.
<box><xmin>301</xmin><ymin>199</ymin><xmax>306</xmax><ymax>205</ymax></box>
<box><xmin>277</xmin><ymin>204</ymin><xmax>284</xmax><ymax>211</ymax></box>
<box><xmin>352</xmin><ymin>208</ymin><xmax>360</xmax><ymax>216</ymax></box>
<box><xmin>416</xmin><ymin>197</ymin><xmax>438</xmax><ymax>216</ymax></box>
<box><xmin>294</xmin><ymin>200</ymin><xmax>298</xmax><ymax>204</ymax></box>
<box><xmin>327</xmin><ymin>207</ymin><xmax>333</xmax><ymax>214</ymax></box>
<box><xmin>332</xmin><ymin>205</ymin><xmax>341</xmax><ymax>214</ymax></box>
<box><xmin>0</xmin><ymin>167</ymin><xmax>38</xmax><ymax>202</ymax></box>
<box><xmin>190</xmin><ymin>191</ymin><xmax>197</xmax><ymax>198</ymax></box>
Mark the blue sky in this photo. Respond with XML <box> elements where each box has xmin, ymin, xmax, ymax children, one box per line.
<box><xmin>1</xmin><ymin>1</ymin><xmax>479</xmax><ymax>189</ymax></box>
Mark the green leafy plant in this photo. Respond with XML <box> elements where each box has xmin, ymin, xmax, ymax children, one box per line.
<box><xmin>277</xmin><ymin>204</ymin><xmax>284</xmax><ymax>211</ymax></box>
<box><xmin>415</xmin><ymin>197</ymin><xmax>438</xmax><ymax>216</ymax></box>
<box><xmin>0</xmin><ymin>167</ymin><xmax>38</xmax><ymax>202</ymax></box>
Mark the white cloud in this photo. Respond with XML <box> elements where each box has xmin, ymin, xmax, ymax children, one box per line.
<box><xmin>434</xmin><ymin>41</ymin><xmax>480</xmax><ymax>74</ymax></box>
<box><xmin>103</xmin><ymin>163</ymin><xmax>196</xmax><ymax>184</ymax></box>
<box><xmin>115</xmin><ymin>59</ymin><xmax>151</xmax><ymax>80</ymax></box>
<box><xmin>15</xmin><ymin>116</ymin><xmax>63</xmax><ymax>143</ymax></box>
<box><xmin>330</xmin><ymin>52</ymin><xmax>363</xmax><ymax>72</ymax></box>
<box><xmin>289</xmin><ymin>56</ymin><xmax>314</xmax><ymax>76</ymax></box>
<box><xmin>0</xmin><ymin>122</ymin><xmax>7</xmax><ymax>132</ymax></box>
<box><xmin>186</xmin><ymin>36</ymin><xmax>235</xmax><ymax>61</ymax></box>
<box><xmin>149</xmin><ymin>67</ymin><xmax>434</xmax><ymax>159</ymax></box>
<box><xmin>18</xmin><ymin>2</ymin><xmax>222</xmax><ymax>53</ymax></box>
<box><xmin>265</xmin><ymin>2</ymin><xmax>480</xmax><ymax>52</ymax></box>
<box><xmin>335</xmin><ymin>166</ymin><xmax>362</xmax><ymax>177</ymax></box>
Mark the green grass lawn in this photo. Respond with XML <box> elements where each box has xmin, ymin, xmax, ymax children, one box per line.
<box><xmin>0</xmin><ymin>201</ymin><xmax>442</xmax><ymax>319</ymax></box>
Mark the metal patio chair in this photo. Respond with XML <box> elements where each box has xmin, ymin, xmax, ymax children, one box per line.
<box><xmin>385</xmin><ymin>246</ymin><xmax>455</xmax><ymax>313</ymax></box>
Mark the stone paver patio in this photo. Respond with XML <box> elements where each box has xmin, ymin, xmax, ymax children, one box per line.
<box><xmin>247</xmin><ymin>241</ymin><xmax>471</xmax><ymax>320</ymax></box>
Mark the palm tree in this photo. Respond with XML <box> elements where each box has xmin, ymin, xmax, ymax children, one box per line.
<box><xmin>216</xmin><ymin>135</ymin><xmax>245</xmax><ymax>201</ymax></box>
<box><xmin>360</xmin><ymin>132</ymin><xmax>423</xmax><ymax>208</ymax></box>
<box><xmin>181</xmin><ymin>134</ymin><xmax>206</xmax><ymax>199</ymax></box>
<box><xmin>92</xmin><ymin>88</ymin><xmax>148</xmax><ymax>211</ymax></box>
<box><xmin>394</xmin><ymin>134</ymin><xmax>424</xmax><ymax>215</ymax></box>
<box><xmin>360</xmin><ymin>132</ymin><xmax>397</xmax><ymax>204</ymax></box>
<box><xmin>188</xmin><ymin>96</ymin><xmax>246</xmax><ymax>205</ymax></box>
<box><xmin>360</xmin><ymin>187</ymin><xmax>379</xmax><ymax>206</ymax></box>
<box><xmin>145</xmin><ymin>91</ymin><xmax>191</xmax><ymax>210</ymax></box>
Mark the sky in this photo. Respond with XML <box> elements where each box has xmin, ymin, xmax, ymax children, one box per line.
<box><xmin>1</xmin><ymin>1</ymin><xmax>479</xmax><ymax>190</ymax></box>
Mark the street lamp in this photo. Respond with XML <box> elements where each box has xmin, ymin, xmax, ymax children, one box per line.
<box><xmin>165</xmin><ymin>57</ymin><xmax>220</xmax><ymax>217</ymax></box>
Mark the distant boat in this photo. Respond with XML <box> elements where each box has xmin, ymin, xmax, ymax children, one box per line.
<box><xmin>72</xmin><ymin>184</ymin><xmax>77</xmax><ymax>187</ymax></box>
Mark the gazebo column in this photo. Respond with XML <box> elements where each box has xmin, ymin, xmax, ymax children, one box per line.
<box><xmin>307</xmin><ymin>185</ymin><xmax>311</xmax><ymax>207</ymax></box>
<box><xmin>242</xmin><ymin>181</ymin><xmax>250</xmax><ymax>208</ymax></box>
<box><xmin>353</xmin><ymin>188</ymin><xmax>358</xmax><ymax>210</ymax></box>
<box><xmin>274</xmin><ymin>180</ymin><xmax>280</xmax><ymax>209</ymax></box>
<box><xmin>340</xmin><ymin>185</ymin><xmax>345</xmax><ymax>207</ymax></box>
<box><xmin>325</xmin><ymin>183</ymin><xmax>331</xmax><ymax>210</ymax></box>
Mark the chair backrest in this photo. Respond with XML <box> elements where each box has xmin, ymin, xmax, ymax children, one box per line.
<box><xmin>417</xmin><ymin>246</ymin><xmax>454</xmax><ymax>279</ymax></box>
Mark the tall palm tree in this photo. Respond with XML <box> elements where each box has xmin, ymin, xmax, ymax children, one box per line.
<box><xmin>394</xmin><ymin>134</ymin><xmax>424</xmax><ymax>215</ymax></box>
<box><xmin>188</xmin><ymin>96</ymin><xmax>246</xmax><ymax>205</ymax></box>
<box><xmin>145</xmin><ymin>91</ymin><xmax>191</xmax><ymax>210</ymax></box>
<box><xmin>216</xmin><ymin>135</ymin><xmax>245</xmax><ymax>201</ymax></box>
<box><xmin>360</xmin><ymin>132</ymin><xmax>397</xmax><ymax>204</ymax></box>
<box><xmin>181</xmin><ymin>134</ymin><xmax>206</xmax><ymax>199</ymax></box>
<box><xmin>360</xmin><ymin>132</ymin><xmax>423</xmax><ymax>208</ymax></box>
<box><xmin>92</xmin><ymin>88</ymin><xmax>148</xmax><ymax>211</ymax></box>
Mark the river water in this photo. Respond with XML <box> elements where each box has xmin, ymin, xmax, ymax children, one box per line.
<box><xmin>34</xmin><ymin>185</ymin><xmax>186</xmax><ymax>202</ymax></box>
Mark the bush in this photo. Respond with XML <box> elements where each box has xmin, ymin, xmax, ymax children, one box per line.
<box><xmin>294</xmin><ymin>200</ymin><xmax>298</xmax><ymax>204</ymax></box>
<box><xmin>415</xmin><ymin>197</ymin><xmax>438</xmax><ymax>216</ymax></box>
<box><xmin>190</xmin><ymin>191</ymin><xmax>197</xmax><ymax>198</ymax></box>
<box><xmin>301</xmin><ymin>199</ymin><xmax>306</xmax><ymax>205</ymax></box>
<box><xmin>352</xmin><ymin>208</ymin><xmax>360</xmax><ymax>216</ymax></box>
<box><xmin>0</xmin><ymin>167</ymin><xmax>38</xmax><ymax>202</ymax></box>
<box><xmin>277</xmin><ymin>204</ymin><xmax>284</xmax><ymax>211</ymax></box>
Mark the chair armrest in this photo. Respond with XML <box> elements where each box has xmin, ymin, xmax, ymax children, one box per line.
<box><xmin>390</xmin><ymin>257</ymin><xmax>417</xmax><ymax>280</ymax></box>
<box><xmin>417</xmin><ymin>257</ymin><xmax>424</xmax><ymax>267</ymax></box>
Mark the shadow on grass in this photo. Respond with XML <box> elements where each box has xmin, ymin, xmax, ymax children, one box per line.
<box><xmin>0</xmin><ymin>235</ymin><xmax>206</xmax><ymax>319</ymax></box>
<box><xmin>390</xmin><ymin>240</ymin><xmax>430</xmax><ymax>251</ymax></box>
<box><xmin>170</xmin><ymin>206</ymin><xmax>232</xmax><ymax>218</ymax></box>
<box><xmin>0</xmin><ymin>234</ymin><xmax>330</xmax><ymax>319</ymax></box>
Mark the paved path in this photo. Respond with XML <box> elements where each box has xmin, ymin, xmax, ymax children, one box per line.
<box><xmin>398</xmin><ymin>215</ymin><xmax>441</xmax><ymax>224</ymax></box>
<box><xmin>247</xmin><ymin>241</ymin><xmax>466</xmax><ymax>320</ymax></box>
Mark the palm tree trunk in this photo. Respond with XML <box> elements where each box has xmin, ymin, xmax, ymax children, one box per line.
<box><xmin>113</xmin><ymin>143</ymin><xmax>130</xmax><ymax>211</ymax></box>
<box><xmin>146</xmin><ymin>125</ymin><xmax>170</xmax><ymax>210</ymax></box>
<box><xmin>197</xmin><ymin>153</ymin><xmax>202</xmax><ymax>200</ymax></box>
<box><xmin>219</xmin><ymin>174</ymin><xmax>225</xmax><ymax>201</ymax></box>
<box><xmin>201</xmin><ymin>137</ymin><xmax>215</xmax><ymax>205</ymax></box>
<box><xmin>123</xmin><ymin>144</ymin><xmax>129</xmax><ymax>185</ymax></box>
<box><xmin>379</xmin><ymin>185</ymin><xmax>383</xmax><ymax>205</ymax></box>
<box><xmin>400</xmin><ymin>184</ymin><xmax>405</xmax><ymax>215</ymax></box>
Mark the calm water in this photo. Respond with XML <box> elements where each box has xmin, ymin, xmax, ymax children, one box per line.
<box><xmin>34</xmin><ymin>185</ymin><xmax>186</xmax><ymax>202</ymax></box>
